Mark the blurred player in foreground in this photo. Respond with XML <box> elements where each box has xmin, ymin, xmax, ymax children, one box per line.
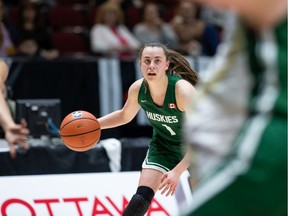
<box><xmin>0</xmin><ymin>60</ymin><xmax>29</xmax><ymax>158</ymax></box>
<box><xmin>183</xmin><ymin>0</ymin><xmax>287</xmax><ymax>215</ymax></box>
<box><xmin>97</xmin><ymin>42</ymin><xmax>198</xmax><ymax>215</ymax></box>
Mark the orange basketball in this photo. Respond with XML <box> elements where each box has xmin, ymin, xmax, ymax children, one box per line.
<box><xmin>60</xmin><ymin>110</ymin><xmax>101</xmax><ymax>152</ymax></box>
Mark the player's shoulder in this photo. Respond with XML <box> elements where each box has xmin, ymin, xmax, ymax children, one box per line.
<box><xmin>128</xmin><ymin>78</ymin><xmax>144</xmax><ymax>95</ymax></box>
<box><xmin>176</xmin><ymin>79</ymin><xmax>195</xmax><ymax>90</ymax></box>
<box><xmin>130</xmin><ymin>78</ymin><xmax>144</xmax><ymax>90</ymax></box>
<box><xmin>175</xmin><ymin>79</ymin><xmax>197</xmax><ymax>111</ymax></box>
<box><xmin>175</xmin><ymin>79</ymin><xmax>197</xmax><ymax>99</ymax></box>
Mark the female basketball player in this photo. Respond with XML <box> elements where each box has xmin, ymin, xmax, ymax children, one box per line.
<box><xmin>97</xmin><ymin>42</ymin><xmax>198</xmax><ymax>215</ymax></box>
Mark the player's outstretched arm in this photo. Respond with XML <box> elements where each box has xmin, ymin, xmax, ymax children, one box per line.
<box><xmin>0</xmin><ymin>60</ymin><xmax>29</xmax><ymax>158</ymax></box>
<box><xmin>97</xmin><ymin>79</ymin><xmax>142</xmax><ymax>129</ymax></box>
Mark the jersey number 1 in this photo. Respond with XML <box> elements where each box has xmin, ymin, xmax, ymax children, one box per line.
<box><xmin>162</xmin><ymin>124</ymin><xmax>176</xmax><ymax>136</ymax></box>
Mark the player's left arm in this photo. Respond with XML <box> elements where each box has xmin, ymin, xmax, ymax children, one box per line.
<box><xmin>175</xmin><ymin>79</ymin><xmax>197</xmax><ymax>112</ymax></box>
<box><xmin>159</xmin><ymin>80</ymin><xmax>197</xmax><ymax>196</ymax></box>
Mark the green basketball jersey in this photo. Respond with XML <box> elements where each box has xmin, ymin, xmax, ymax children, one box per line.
<box><xmin>139</xmin><ymin>74</ymin><xmax>186</xmax><ymax>172</ymax></box>
<box><xmin>138</xmin><ymin>74</ymin><xmax>184</xmax><ymax>143</ymax></box>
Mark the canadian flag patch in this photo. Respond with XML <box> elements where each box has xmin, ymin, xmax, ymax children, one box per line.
<box><xmin>168</xmin><ymin>103</ymin><xmax>177</xmax><ymax>109</ymax></box>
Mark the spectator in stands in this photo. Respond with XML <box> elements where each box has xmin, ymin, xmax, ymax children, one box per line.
<box><xmin>133</xmin><ymin>2</ymin><xmax>178</xmax><ymax>49</ymax></box>
<box><xmin>0</xmin><ymin>60</ymin><xmax>29</xmax><ymax>158</ymax></box>
<box><xmin>171</xmin><ymin>1</ymin><xmax>220</xmax><ymax>56</ymax></box>
<box><xmin>14</xmin><ymin>2</ymin><xmax>59</xmax><ymax>59</ymax></box>
<box><xmin>97</xmin><ymin>42</ymin><xmax>198</xmax><ymax>215</ymax></box>
<box><xmin>0</xmin><ymin>0</ymin><xmax>15</xmax><ymax>57</ymax></box>
<box><xmin>90</xmin><ymin>2</ymin><xmax>140</xmax><ymax>59</ymax></box>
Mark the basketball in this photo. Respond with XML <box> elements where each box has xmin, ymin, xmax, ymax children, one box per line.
<box><xmin>60</xmin><ymin>110</ymin><xmax>101</xmax><ymax>152</ymax></box>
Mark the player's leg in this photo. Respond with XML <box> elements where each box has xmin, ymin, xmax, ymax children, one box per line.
<box><xmin>123</xmin><ymin>169</ymin><xmax>163</xmax><ymax>216</ymax></box>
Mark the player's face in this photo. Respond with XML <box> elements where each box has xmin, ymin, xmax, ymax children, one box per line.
<box><xmin>140</xmin><ymin>47</ymin><xmax>169</xmax><ymax>81</ymax></box>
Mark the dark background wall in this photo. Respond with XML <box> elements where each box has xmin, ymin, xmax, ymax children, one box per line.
<box><xmin>6</xmin><ymin>57</ymin><xmax>153</xmax><ymax>139</ymax></box>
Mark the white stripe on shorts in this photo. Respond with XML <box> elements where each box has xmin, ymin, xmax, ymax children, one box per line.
<box><xmin>142</xmin><ymin>149</ymin><xmax>170</xmax><ymax>173</ymax></box>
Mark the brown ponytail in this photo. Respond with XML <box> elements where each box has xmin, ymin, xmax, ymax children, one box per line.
<box><xmin>139</xmin><ymin>42</ymin><xmax>199</xmax><ymax>86</ymax></box>
<box><xmin>167</xmin><ymin>49</ymin><xmax>199</xmax><ymax>85</ymax></box>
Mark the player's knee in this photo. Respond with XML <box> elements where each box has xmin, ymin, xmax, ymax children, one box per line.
<box><xmin>122</xmin><ymin>186</ymin><xmax>155</xmax><ymax>216</ymax></box>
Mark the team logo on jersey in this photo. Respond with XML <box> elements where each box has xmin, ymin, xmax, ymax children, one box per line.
<box><xmin>146</xmin><ymin>111</ymin><xmax>178</xmax><ymax>123</ymax></box>
<box><xmin>168</xmin><ymin>103</ymin><xmax>177</xmax><ymax>109</ymax></box>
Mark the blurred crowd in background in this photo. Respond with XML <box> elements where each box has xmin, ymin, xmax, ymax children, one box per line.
<box><xmin>0</xmin><ymin>0</ymin><xmax>224</xmax><ymax>60</ymax></box>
